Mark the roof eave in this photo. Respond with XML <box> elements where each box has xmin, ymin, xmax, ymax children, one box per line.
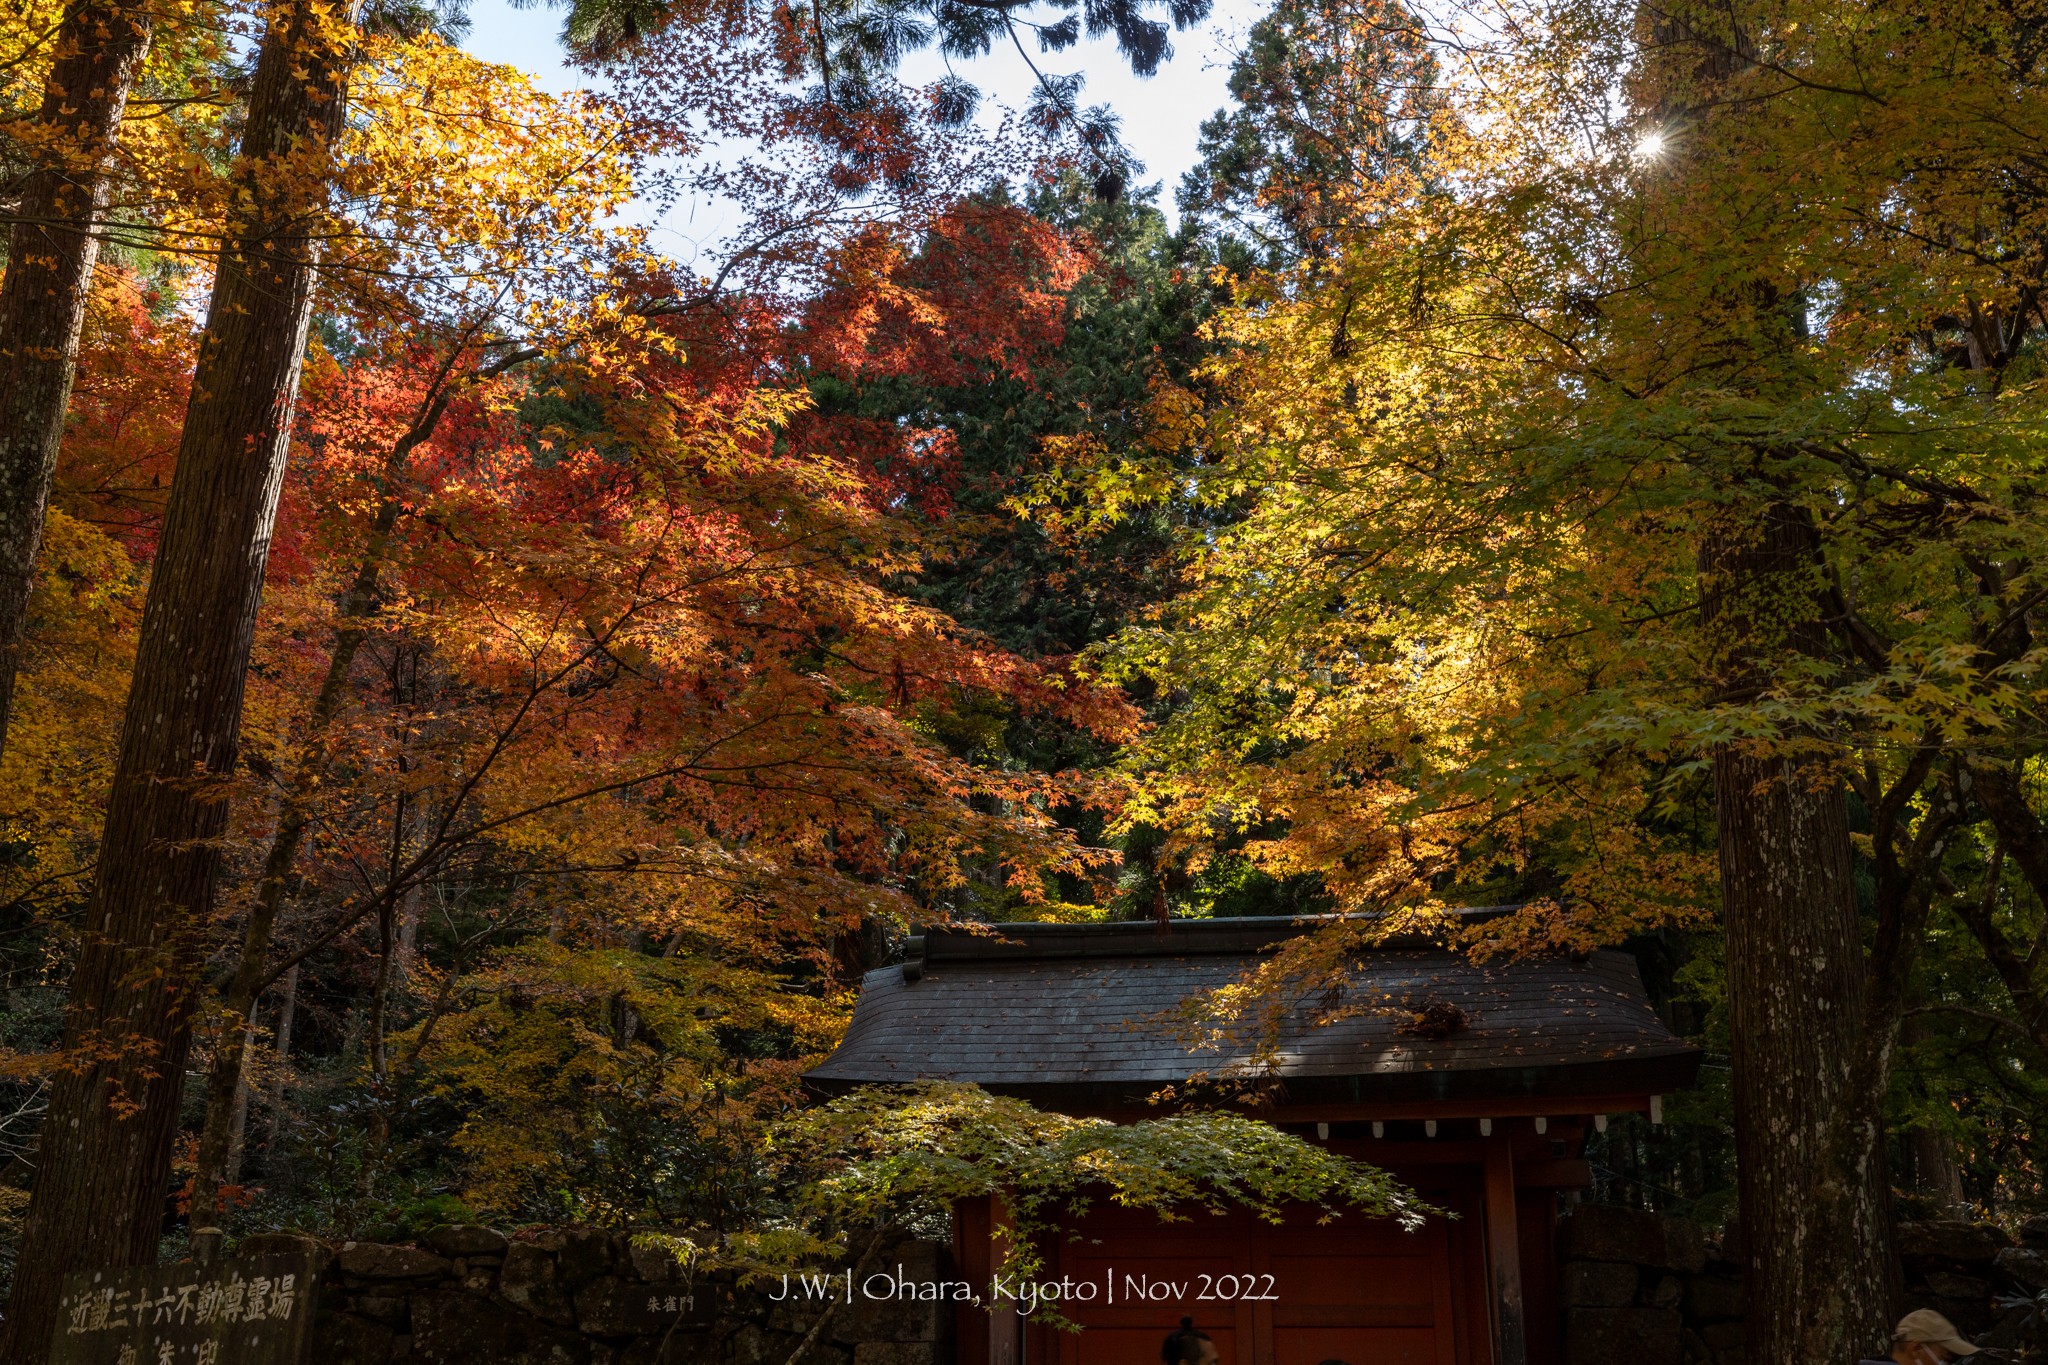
<box><xmin>803</xmin><ymin>1047</ymin><xmax>1703</xmax><ymax>1113</ymax></box>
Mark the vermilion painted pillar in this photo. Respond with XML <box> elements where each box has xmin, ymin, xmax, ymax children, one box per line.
<box><xmin>1483</xmin><ymin>1141</ymin><xmax>1529</xmax><ymax>1365</ymax></box>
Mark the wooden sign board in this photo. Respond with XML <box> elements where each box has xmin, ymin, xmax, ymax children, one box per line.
<box><xmin>48</xmin><ymin>1253</ymin><xmax>320</xmax><ymax>1365</ymax></box>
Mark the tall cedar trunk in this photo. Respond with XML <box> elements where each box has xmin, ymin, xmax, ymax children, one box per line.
<box><xmin>0</xmin><ymin>0</ymin><xmax>155</xmax><ymax>758</ymax></box>
<box><xmin>0</xmin><ymin>0</ymin><xmax>360</xmax><ymax>1351</ymax></box>
<box><xmin>1702</xmin><ymin>506</ymin><xmax>1893</xmax><ymax>1363</ymax></box>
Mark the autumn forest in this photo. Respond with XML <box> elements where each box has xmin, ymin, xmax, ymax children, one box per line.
<box><xmin>0</xmin><ymin>0</ymin><xmax>2042</xmax><ymax>1360</ymax></box>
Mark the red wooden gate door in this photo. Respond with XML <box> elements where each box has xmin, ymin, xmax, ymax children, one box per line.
<box><xmin>1048</xmin><ymin>1204</ymin><xmax>1254</xmax><ymax>1365</ymax></box>
<box><xmin>1254</xmin><ymin>1210</ymin><xmax>1457</xmax><ymax>1365</ymax></box>
<box><xmin>1041</xmin><ymin>1201</ymin><xmax>1466</xmax><ymax>1365</ymax></box>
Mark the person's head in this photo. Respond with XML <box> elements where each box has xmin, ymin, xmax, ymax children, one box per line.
<box><xmin>1162</xmin><ymin>1318</ymin><xmax>1216</xmax><ymax>1365</ymax></box>
<box><xmin>1890</xmin><ymin>1310</ymin><xmax>1980</xmax><ymax>1365</ymax></box>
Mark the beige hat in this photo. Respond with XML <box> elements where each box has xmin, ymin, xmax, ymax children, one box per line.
<box><xmin>1893</xmin><ymin>1310</ymin><xmax>1980</xmax><ymax>1356</ymax></box>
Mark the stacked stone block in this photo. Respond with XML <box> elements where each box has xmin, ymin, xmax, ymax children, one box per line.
<box><xmin>1897</xmin><ymin>1216</ymin><xmax>2048</xmax><ymax>1355</ymax></box>
<box><xmin>1556</xmin><ymin>1206</ymin><xmax>2048</xmax><ymax>1365</ymax></box>
<box><xmin>1555</xmin><ymin>1203</ymin><xmax>1716</xmax><ymax>1365</ymax></box>
<box><xmin>229</xmin><ymin>1230</ymin><xmax>950</xmax><ymax>1365</ymax></box>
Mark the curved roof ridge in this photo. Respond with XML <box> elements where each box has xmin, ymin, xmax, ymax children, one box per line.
<box><xmin>904</xmin><ymin>906</ymin><xmax>1526</xmax><ymax>971</ymax></box>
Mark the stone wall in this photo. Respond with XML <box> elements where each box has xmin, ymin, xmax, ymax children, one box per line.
<box><xmin>232</xmin><ymin>1229</ymin><xmax>951</xmax><ymax>1365</ymax></box>
<box><xmin>1556</xmin><ymin>1205</ymin><xmax>2048</xmax><ymax>1365</ymax></box>
<box><xmin>1555</xmin><ymin>1203</ymin><xmax>1724</xmax><ymax>1365</ymax></box>
<box><xmin>223</xmin><ymin>1211</ymin><xmax>2048</xmax><ymax>1365</ymax></box>
<box><xmin>1899</xmin><ymin>1219</ymin><xmax>2048</xmax><ymax>1355</ymax></box>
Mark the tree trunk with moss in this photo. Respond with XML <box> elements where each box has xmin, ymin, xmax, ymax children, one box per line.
<box><xmin>1701</xmin><ymin>506</ymin><xmax>1894</xmax><ymax>1365</ymax></box>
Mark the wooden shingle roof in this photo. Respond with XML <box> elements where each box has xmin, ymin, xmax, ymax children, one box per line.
<box><xmin>806</xmin><ymin>915</ymin><xmax>1701</xmax><ymax>1107</ymax></box>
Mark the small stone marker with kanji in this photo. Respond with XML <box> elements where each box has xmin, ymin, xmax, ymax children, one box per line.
<box><xmin>47</xmin><ymin>1252</ymin><xmax>320</xmax><ymax>1365</ymax></box>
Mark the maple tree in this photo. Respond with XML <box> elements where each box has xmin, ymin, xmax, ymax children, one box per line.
<box><xmin>778</xmin><ymin>1080</ymin><xmax>1424</xmax><ymax>1304</ymax></box>
<box><xmin>1062</xmin><ymin>0</ymin><xmax>2048</xmax><ymax>1357</ymax></box>
<box><xmin>64</xmin><ymin>0</ymin><xmax>1146</xmax><ymax>1227</ymax></box>
<box><xmin>192</xmin><ymin>268</ymin><xmax>1136</xmax><ymax>1197</ymax></box>
<box><xmin>392</xmin><ymin>941</ymin><xmax>831</xmax><ymax>1229</ymax></box>
<box><xmin>180</xmin><ymin>33</ymin><xmax>665</xmax><ymax>1236</ymax></box>
<box><xmin>229</xmin><ymin>243</ymin><xmax>1153</xmax><ymax>1279</ymax></box>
